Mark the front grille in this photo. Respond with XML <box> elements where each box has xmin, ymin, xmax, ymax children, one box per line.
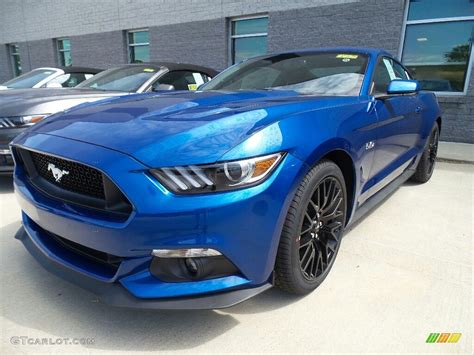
<box><xmin>0</xmin><ymin>153</ymin><xmax>14</xmax><ymax>167</ymax></box>
<box><xmin>30</xmin><ymin>151</ymin><xmax>105</xmax><ymax>199</ymax></box>
<box><xmin>14</xmin><ymin>147</ymin><xmax>132</xmax><ymax>218</ymax></box>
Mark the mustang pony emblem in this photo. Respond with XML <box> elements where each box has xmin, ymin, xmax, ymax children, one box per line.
<box><xmin>47</xmin><ymin>163</ymin><xmax>69</xmax><ymax>182</ymax></box>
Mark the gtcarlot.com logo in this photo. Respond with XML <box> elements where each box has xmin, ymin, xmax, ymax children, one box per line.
<box><xmin>10</xmin><ymin>336</ymin><xmax>95</xmax><ymax>346</ymax></box>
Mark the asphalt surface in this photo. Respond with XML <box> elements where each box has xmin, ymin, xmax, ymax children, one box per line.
<box><xmin>0</xmin><ymin>162</ymin><xmax>472</xmax><ymax>353</ymax></box>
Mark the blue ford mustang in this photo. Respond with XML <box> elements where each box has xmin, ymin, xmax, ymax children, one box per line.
<box><xmin>11</xmin><ymin>48</ymin><xmax>441</xmax><ymax>309</ymax></box>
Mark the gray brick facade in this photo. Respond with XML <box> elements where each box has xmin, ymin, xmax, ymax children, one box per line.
<box><xmin>0</xmin><ymin>0</ymin><xmax>357</xmax><ymax>43</ymax></box>
<box><xmin>18</xmin><ymin>39</ymin><xmax>58</xmax><ymax>72</ymax></box>
<box><xmin>0</xmin><ymin>0</ymin><xmax>472</xmax><ymax>142</ymax></box>
<box><xmin>268</xmin><ymin>0</ymin><xmax>405</xmax><ymax>56</ymax></box>
<box><xmin>70</xmin><ymin>31</ymin><xmax>128</xmax><ymax>69</ymax></box>
<box><xmin>0</xmin><ymin>45</ymin><xmax>12</xmax><ymax>83</ymax></box>
<box><xmin>150</xmin><ymin>18</ymin><xmax>228</xmax><ymax>71</ymax></box>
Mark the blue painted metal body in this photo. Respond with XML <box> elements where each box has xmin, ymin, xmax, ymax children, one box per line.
<box><xmin>387</xmin><ymin>79</ymin><xmax>421</xmax><ymax>94</ymax></box>
<box><xmin>12</xmin><ymin>47</ymin><xmax>441</xmax><ymax>308</ymax></box>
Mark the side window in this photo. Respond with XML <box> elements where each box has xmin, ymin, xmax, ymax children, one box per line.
<box><xmin>371</xmin><ymin>57</ymin><xmax>410</xmax><ymax>95</ymax></box>
<box><xmin>153</xmin><ymin>71</ymin><xmax>210</xmax><ymax>91</ymax></box>
<box><xmin>47</xmin><ymin>73</ymin><xmax>87</xmax><ymax>87</ymax></box>
<box><xmin>62</xmin><ymin>73</ymin><xmax>87</xmax><ymax>87</ymax></box>
<box><xmin>392</xmin><ymin>61</ymin><xmax>409</xmax><ymax>80</ymax></box>
<box><xmin>371</xmin><ymin>59</ymin><xmax>393</xmax><ymax>95</ymax></box>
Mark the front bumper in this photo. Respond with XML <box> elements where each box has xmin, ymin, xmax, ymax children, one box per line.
<box><xmin>15</xmin><ymin>225</ymin><xmax>272</xmax><ymax>309</ymax></box>
<box><xmin>12</xmin><ymin>133</ymin><xmax>305</xmax><ymax>308</ymax></box>
<box><xmin>0</xmin><ymin>151</ymin><xmax>14</xmax><ymax>174</ymax></box>
<box><xmin>0</xmin><ymin>127</ymin><xmax>27</xmax><ymax>174</ymax></box>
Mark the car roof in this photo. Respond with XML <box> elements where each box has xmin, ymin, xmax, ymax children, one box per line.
<box><xmin>116</xmin><ymin>62</ymin><xmax>218</xmax><ymax>77</ymax></box>
<box><xmin>59</xmin><ymin>66</ymin><xmax>103</xmax><ymax>74</ymax></box>
<box><xmin>253</xmin><ymin>47</ymin><xmax>394</xmax><ymax>59</ymax></box>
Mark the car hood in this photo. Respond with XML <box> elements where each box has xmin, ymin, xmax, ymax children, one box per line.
<box><xmin>29</xmin><ymin>90</ymin><xmax>361</xmax><ymax>167</ymax></box>
<box><xmin>0</xmin><ymin>88</ymin><xmax>125</xmax><ymax>116</ymax></box>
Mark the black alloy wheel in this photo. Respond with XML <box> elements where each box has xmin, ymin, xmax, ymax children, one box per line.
<box><xmin>411</xmin><ymin>124</ymin><xmax>440</xmax><ymax>183</ymax></box>
<box><xmin>275</xmin><ymin>160</ymin><xmax>347</xmax><ymax>294</ymax></box>
<box><xmin>298</xmin><ymin>176</ymin><xmax>345</xmax><ymax>281</ymax></box>
<box><xmin>427</xmin><ymin>127</ymin><xmax>439</xmax><ymax>176</ymax></box>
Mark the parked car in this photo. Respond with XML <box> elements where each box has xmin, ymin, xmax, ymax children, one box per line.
<box><xmin>0</xmin><ymin>66</ymin><xmax>102</xmax><ymax>90</ymax></box>
<box><xmin>12</xmin><ymin>48</ymin><xmax>441</xmax><ymax>309</ymax></box>
<box><xmin>0</xmin><ymin>62</ymin><xmax>217</xmax><ymax>173</ymax></box>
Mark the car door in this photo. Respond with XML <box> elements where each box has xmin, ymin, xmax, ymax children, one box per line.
<box><xmin>363</xmin><ymin>57</ymin><xmax>423</xmax><ymax>202</ymax></box>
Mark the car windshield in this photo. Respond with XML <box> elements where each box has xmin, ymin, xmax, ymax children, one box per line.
<box><xmin>77</xmin><ymin>66</ymin><xmax>160</xmax><ymax>92</ymax></box>
<box><xmin>1</xmin><ymin>69</ymin><xmax>58</xmax><ymax>88</ymax></box>
<box><xmin>202</xmin><ymin>52</ymin><xmax>368</xmax><ymax>96</ymax></box>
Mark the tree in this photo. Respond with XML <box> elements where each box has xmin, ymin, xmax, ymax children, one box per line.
<box><xmin>445</xmin><ymin>44</ymin><xmax>470</xmax><ymax>63</ymax></box>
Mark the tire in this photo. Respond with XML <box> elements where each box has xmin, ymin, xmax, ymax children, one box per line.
<box><xmin>410</xmin><ymin>124</ymin><xmax>439</xmax><ymax>183</ymax></box>
<box><xmin>275</xmin><ymin>160</ymin><xmax>347</xmax><ymax>295</ymax></box>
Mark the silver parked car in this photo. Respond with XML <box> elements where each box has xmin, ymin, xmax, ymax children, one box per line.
<box><xmin>0</xmin><ymin>67</ymin><xmax>102</xmax><ymax>90</ymax></box>
<box><xmin>0</xmin><ymin>62</ymin><xmax>217</xmax><ymax>173</ymax></box>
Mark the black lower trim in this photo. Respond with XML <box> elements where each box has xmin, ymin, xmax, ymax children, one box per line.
<box><xmin>348</xmin><ymin>167</ymin><xmax>415</xmax><ymax>227</ymax></box>
<box><xmin>46</xmin><ymin>229</ymin><xmax>122</xmax><ymax>270</ymax></box>
<box><xmin>15</xmin><ymin>226</ymin><xmax>272</xmax><ymax>310</ymax></box>
<box><xmin>358</xmin><ymin>158</ymin><xmax>413</xmax><ymax>205</ymax></box>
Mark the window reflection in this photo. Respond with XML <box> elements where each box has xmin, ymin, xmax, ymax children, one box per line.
<box><xmin>231</xmin><ymin>17</ymin><xmax>268</xmax><ymax>64</ymax></box>
<box><xmin>233</xmin><ymin>36</ymin><xmax>268</xmax><ymax>64</ymax></box>
<box><xmin>408</xmin><ymin>0</ymin><xmax>474</xmax><ymax>21</ymax></box>
<box><xmin>57</xmin><ymin>38</ymin><xmax>72</xmax><ymax>67</ymax></box>
<box><xmin>128</xmin><ymin>30</ymin><xmax>150</xmax><ymax>63</ymax></box>
<box><xmin>402</xmin><ymin>21</ymin><xmax>473</xmax><ymax>92</ymax></box>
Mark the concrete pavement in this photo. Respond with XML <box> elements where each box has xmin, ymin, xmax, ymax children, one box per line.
<box><xmin>0</xmin><ymin>162</ymin><xmax>472</xmax><ymax>353</ymax></box>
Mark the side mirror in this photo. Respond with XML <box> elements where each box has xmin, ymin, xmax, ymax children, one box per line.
<box><xmin>386</xmin><ymin>79</ymin><xmax>420</xmax><ymax>95</ymax></box>
<box><xmin>375</xmin><ymin>80</ymin><xmax>420</xmax><ymax>100</ymax></box>
<box><xmin>152</xmin><ymin>84</ymin><xmax>175</xmax><ymax>92</ymax></box>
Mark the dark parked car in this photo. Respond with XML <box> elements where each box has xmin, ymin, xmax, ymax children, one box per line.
<box><xmin>0</xmin><ymin>66</ymin><xmax>102</xmax><ymax>90</ymax></box>
<box><xmin>0</xmin><ymin>62</ymin><xmax>217</xmax><ymax>173</ymax></box>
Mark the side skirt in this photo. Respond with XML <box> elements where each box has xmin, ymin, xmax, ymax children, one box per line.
<box><xmin>347</xmin><ymin>167</ymin><xmax>416</xmax><ymax>228</ymax></box>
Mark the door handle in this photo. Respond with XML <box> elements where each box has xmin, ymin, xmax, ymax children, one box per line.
<box><xmin>415</xmin><ymin>106</ymin><xmax>423</xmax><ymax>114</ymax></box>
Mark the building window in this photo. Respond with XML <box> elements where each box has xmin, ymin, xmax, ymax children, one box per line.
<box><xmin>8</xmin><ymin>44</ymin><xmax>21</xmax><ymax>76</ymax></box>
<box><xmin>57</xmin><ymin>38</ymin><xmax>72</xmax><ymax>66</ymax></box>
<box><xmin>230</xmin><ymin>16</ymin><xmax>268</xmax><ymax>64</ymax></box>
<box><xmin>127</xmin><ymin>29</ymin><xmax>150</xmax><ymax>63</ymax></box>
<box><xmin>400</xmin><ymin>0</ymin><xmax>474</xmax><ymax>94</ymax></box>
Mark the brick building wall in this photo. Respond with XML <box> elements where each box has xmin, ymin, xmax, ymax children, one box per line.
<box><xmin>0</xmin><ymin>0</ymin><xmax>472</xmax><ymax>142</ymax></box>
<box><xmin>0</xmin><ymin>46</ymin><xmax>12</xmax><ymax>83</ymax></box>
<box><xmin>18</xmin><ymin>39</ymin><xmax>58</xmax><ymax>73</ymax></box>
<box><xmin>150</xmin><ymin>18</ymin><xmax>228</xmax><ymax>71</ymax></box>
<box><xmin>268</xmin><ymin>0</ymin><xmax>405</xmax><ymax>56</ymax></box>
<box><xmin>70</xmin><ymin>31</ymin><xmax>128</xmax><ymax>70</ymax></box>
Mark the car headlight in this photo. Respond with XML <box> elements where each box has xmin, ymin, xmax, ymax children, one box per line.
<box><xmin>0</xmin><ymin>115</ymin><xmax>49</xmax><ymax>128</ymax></box>
<box><xmin>150</xmin><ymin>152</ymin><xmax>285</xmax><ymax>194</ymax></box>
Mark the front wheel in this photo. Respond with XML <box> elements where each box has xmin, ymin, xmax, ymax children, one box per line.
<box><xmin>411</xmin><ymin>124</ymin><xmax>439</xmax><ymax>183</ymax></box>
<box><xmin>275</xmin><ymin>160</ymin><xmax>347</xmax><ymax>295</ymax></box>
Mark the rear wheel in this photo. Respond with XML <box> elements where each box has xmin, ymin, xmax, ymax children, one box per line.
<box><xmin>411</xmin><ymin>124</ymin><xmax>439</xmax><ymax>183</ymax></box>
<box><xmin>275</xmin><ymin>160</ymin><xmax>347</xmax><ymax>294</ymax></box>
